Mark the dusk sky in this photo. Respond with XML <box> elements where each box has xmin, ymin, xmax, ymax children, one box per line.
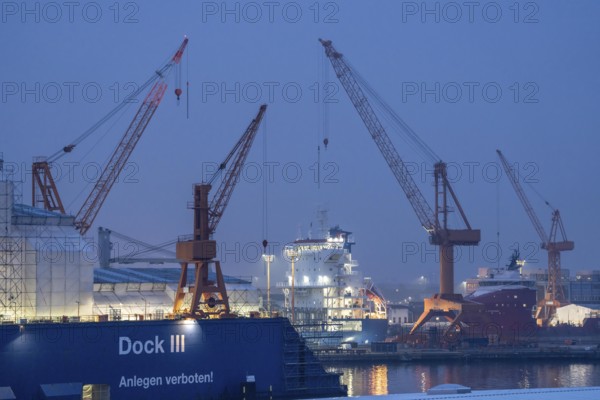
<box><xmin>1</xmin><ymin>1</ymin><xmax>599</xmax><ymax>293</ymax></box>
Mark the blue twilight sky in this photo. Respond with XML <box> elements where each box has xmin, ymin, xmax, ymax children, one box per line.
<box><xmin>1</xmin><ymin>0</ymin><xmax>599</xmax><ymax>291</ymax></box>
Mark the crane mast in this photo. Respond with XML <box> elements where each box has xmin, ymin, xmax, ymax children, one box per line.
<box><xmin>173</xmin><ymin>105</ymin><xmax>267</xmax><ymax>318</ymax></box>
<box><xmin>319</xmin><ymin>39</ymin><xmax>481</xmax><ymax>336</ymax></box>
<box><xmin>496</xmin><ymin>150</ymin><xmax>574</xmax><ymax>325</ymax></box>
<box><xmin>33</xmin><ymin>38</ymin><xmax>188</xmax><ymax>235</ymax></box>
<box><xmin>31</xmin><ymin>161</ymin><xmax>65</xmax><ymax>213</ymax></box>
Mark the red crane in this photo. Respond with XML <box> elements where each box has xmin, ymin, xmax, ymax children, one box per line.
<box><xmin>497</xmin><ymin>150</ymin><xmax>574</xmax><ymax>325</ymax></box>
<box><xmin>32</xmin><ymin>38</ymin><xmax>188</xmax><ymax>235</ymax></box>
<box><xmin>173</xmin><ymin>104</ymin><xmax>267</xmax><ymax>318</ymax></box>
<box><xmin>319</xmin><ymin>39</ymin><xmax>481</xmax><ymax>335</ymax></box>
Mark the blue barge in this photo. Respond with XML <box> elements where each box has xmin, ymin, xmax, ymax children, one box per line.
<box><xmin>0</xmin><ymin>317</ymin><xmax>346</xmax><ymax>399</ymax></box>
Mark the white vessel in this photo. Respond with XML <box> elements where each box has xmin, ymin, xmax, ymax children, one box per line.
<box><xmin>278</xmin><ymin>225</ymin><xmax>387</xmax><ymax>345</ymax></box>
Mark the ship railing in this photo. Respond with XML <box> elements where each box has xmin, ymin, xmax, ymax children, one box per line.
<box><xmin>336</xmin><ymin>271</ymin><xmax>359</xmax><ymax>276</ymax></box>
<box><xmin>7</xmin><ymin>312</ymin><xmax>181</xmax><ymax>325</ymax></box>
<box><xmin>276</xmin><ymin>281</ymin><xmax>337</xmax><ymax>288</ymax></box>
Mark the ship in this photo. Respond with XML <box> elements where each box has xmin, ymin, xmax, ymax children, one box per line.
<box><xmin>464</xmin><ymin>263</ymin><xmax>538</xmax><ymax>342</ymax></box>
<box><xmin>463</xmin><ymin>252</ymin><xmax>600</xmax><ymax>343</ymax></box>
<box><xmin>0</xmin><ymin>179</ymin><xmax>346</xmax><ymax>399</ymax></box>
<box><xmin>278</xmin><ymin>224</ymin><xmax>388</xmax><ymax>346</ymax></box>
<box><xmin>0</xmin><ymin>318</ymin><xmax>345</xmax><ymax>399</ymax></box>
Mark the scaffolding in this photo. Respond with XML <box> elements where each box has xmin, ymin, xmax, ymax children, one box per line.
<box><xmin>1</xmin><ymin>159</ymin><xmax>94</xmax><ymax>322</ymax></box>
<box><xmin>0</xmin><ymin>163</ymin><xmax>27</xmax><ymax>322</ymax></box>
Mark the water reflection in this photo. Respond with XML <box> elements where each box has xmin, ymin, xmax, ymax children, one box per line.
<box><xmin>327</xmin><ymin>361</ymin><xmax>600</xmax><ymax>397</ymax></box>
<box><xmin>369</xmin><ymin>364</ymin><xmax>388</xmax><ymax>395</ymax></box>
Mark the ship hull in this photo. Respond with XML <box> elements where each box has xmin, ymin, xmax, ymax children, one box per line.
<box><xmin>0</xmin><ymin>318</ymin><xmax>345</xmax><ymax>399</ymax></box>
<box><xmin>299</xmin><ymin>318</ymin><xmax>388</xmax><ymax>346</ymax></box>
<box><xmin>338</xmin><ymin>318</ymin><xmax>389</xmax><ymax>344</ymax></box>
<box><xmin>464</xmin><ymin>286</ymin><xmax>538</xmax><ymax>342</ymax></box>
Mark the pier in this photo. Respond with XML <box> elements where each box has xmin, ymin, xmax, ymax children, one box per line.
<box><xmin>314</xmin><ymin>344</ymin><xmax>600</xmax><ymax>363</ymax></box>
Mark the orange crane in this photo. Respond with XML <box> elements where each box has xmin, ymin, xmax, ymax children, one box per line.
<box><xmin>496</xmin><ymin>150</ymin><xmax>574</xmax><ymax>325</ymax></box>
<box><xmin>319</xmin><ymin>39</ymin><xmax>481</xmax><ymax>335</ymax></box>
<box><xmin>173</xmin><ymin>104</ymin><xmax>267</xmax><ymax>318</ymax></box>
<box><xmin>32</xmin><ymin>38</ymin><xmax>188</xmax><ymax>235</ymax></box>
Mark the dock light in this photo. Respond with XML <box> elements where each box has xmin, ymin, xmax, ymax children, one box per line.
<box><xmin>262</xmin><ymin>254</ymin><xmax>274</xmax><ymax>314</ymax></box>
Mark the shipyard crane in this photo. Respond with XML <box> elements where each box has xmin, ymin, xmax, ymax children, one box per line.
<box><xmin>32</xmin><ymin>38</ymin><xmax>188</xmax><ymax>235</ymax></box>
<box><xmin>173</xmin><ymin>104</ymin><xmax>267</xmax><ymax>318</ymax></box>
<box><xmin>319</xmin><ymin>39</ymin><xmax>482</xmax><ymax>335</ymax></box>
<box><xmin>496</xmin><ymin>150</ymin><xmax>574</xmax><ymax>325</ymax></box>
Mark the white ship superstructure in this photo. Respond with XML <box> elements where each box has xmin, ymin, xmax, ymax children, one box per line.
<box><xmin>279</xmin><ymin>226</ymin><xmax>387</xmax><ymax>344</ymax></box>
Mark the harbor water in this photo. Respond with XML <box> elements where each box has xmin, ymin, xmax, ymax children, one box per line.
<box><xmin>325</xmin><ymin>360</ymin><xmax>600</xmax><ymax>396</ymax></box>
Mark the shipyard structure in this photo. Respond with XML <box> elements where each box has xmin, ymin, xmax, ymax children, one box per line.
<box><xmin>0</xmin><ymin>180</ymin><xmax>94</xmax><ymax>322</ymax></box>
<box><xmin>0</xmin><ymin>180</ymin><xmax>261</xmax><ymax>324</ymax></box>
<box><xmin>0</xmin><ymin>174</ymin><xmax>346</xmax><ymax>399</ymax></box>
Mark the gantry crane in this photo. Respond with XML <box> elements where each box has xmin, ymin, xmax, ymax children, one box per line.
<box><xmin>173</xmin><ymin>104</ymin><xmax>267</xmax><ymax>318</ymax></box>
<box><xmin>32</xmin><ymin>38</ymin><xmax>188</xmax><ymax>235</ymax></box>
<box><xmin>496</xmin><ymin>150</ymin><xmax>574</xmax><ymax>325</ymax></box>
<box><xmin>319</xmin><ymin>39</ymin><xmax>482</xmax><ymax>335</ymax></box>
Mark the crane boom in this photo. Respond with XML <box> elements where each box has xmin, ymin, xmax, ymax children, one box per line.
<box><xmin>208</xmin><ymin>104</ymin><xmax>267</xmax><ymax>233</ymax></box>
<box><xmin>319</xmin><ymin>39</ymin><xmax>437</xmax><ymax>232</ymax></box>
<box><xmin>496</xmin><ymin>150</ymin><xmax>549</xmax><ymax>244</ymax></box>
<box><xmin>74</xmin><ymin>82</ymin><xmax>167</xmax><ymax>234</ymax></box>
<box><xmin>72</xmin><ymin>38</ymin><xmax>188</xmax><ymax>235</ymax></box>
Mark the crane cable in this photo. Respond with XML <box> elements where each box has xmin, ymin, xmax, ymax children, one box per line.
<box><xmin>108</xmin><ymin>229</ymin><xmax>177</xmax><ymax>257</ymax></box>
<box><xmin>262</xmin><ymin>111</ymin><xmax>269</xmax><ymax>254</ymax></box>
<box><xmin>48</xmin><ymin>51</ymin><xmax>179</xmax><ymax>163</ymax></box>
<box><xmin>186</xmin><ymin>44</ymin><xmax>190</xmax><ymax>119</ymax></box>
<box><xmin>321</xmin><ymin>47</ymin><xmax>330</xmax><ymax>150</ymax></box>
<box><xmin>525</xmin><ymin>180</ymin><xmax>554</xmax><ymax>211</ymax></box>
<box><xmin>345</xmin><ymin>59</ymin><xmax>440</xmax><ymax>164</ymax></box>
<box><xmin>48</xmin><ymin>74</ymin><xmax>156</xmax><ymax>162</ymax></box>
<box><xmin>64</xmin><ymin>102</ymin><xmax>135</xmax><ymax>212</ymax></box>
<box><xmin>206</xmin><ymin>127</ymin><xmax>251</xmax><ymax>186</ymax></box>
